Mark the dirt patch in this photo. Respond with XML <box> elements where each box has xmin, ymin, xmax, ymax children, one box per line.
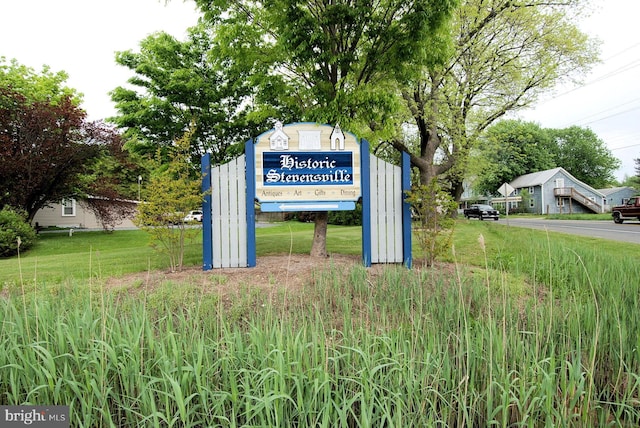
<box><xmin>103</xmin><ymin>254</ymin><xmax>389</xmax><ymax>296</ymax></box>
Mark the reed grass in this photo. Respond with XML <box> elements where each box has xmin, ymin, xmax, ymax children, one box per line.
<box><xmin>1</xmin><ymin>224</ymin><xmax>640</xmax><ymax>426</ymax></box>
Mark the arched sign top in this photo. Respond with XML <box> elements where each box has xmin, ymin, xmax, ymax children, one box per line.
<box><xmin>253</xmin><ymin>122</ymin><xmax>362</xmax><ymax>212</ymax></box>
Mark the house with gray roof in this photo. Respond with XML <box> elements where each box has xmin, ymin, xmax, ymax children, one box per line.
<box><xmin>493</xmin><ymin>167</ymin><xmax>605</xmax><ymax>214</ymax></box>
<box><xmin>597</xmin><ymin>186</ymin><xmax>637</xmax><ymax>212</ymax></box>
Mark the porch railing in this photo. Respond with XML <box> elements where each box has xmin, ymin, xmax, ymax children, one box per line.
<box><xmin>554</xmin><ymin>187</ymin><xmax>601</xmax><ymax>213</ymax></box>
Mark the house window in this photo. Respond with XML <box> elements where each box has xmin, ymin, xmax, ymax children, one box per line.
<box><xmin>528</xmin><ymin>186</ymin><xmax>535</xmax><ymax>194</ymax></box>
<box><xmin>61</xmin><ymin>199</ymin><xmax>76</xmax><ymax>217</ymax></box>
<box><xmin>529</xmin><ymin>199</ymin><xmax>535</xmax><ymax>208</ymax></box>
<box><xmin>556</xmin><ymin>198</ymin><xmax>565</xmax><ymax>207</ymax></box>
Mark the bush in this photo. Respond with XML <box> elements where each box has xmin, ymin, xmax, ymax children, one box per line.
<box><xmin>284</xmin><ymin>204</ymin><xmax>363</xmax><ymax>226</ymax></box>
<box><xmin>134</xmin><ymin>129</ymin><xmax>202</xmax><ymax>272</ymax></box>
<box><xmin>405</xmin><ymin>180</ymin><xmax>457</xmax><ymax>267</ymax></box>
<box><xmin>328</xmin><ymin>203</ymin><xmax>362</xmax><ymax>226</ymax></box>
<box><xmin>0</xmin><ymin>207</ymin><xmax>37</xmax><ymax>257</ymax></box>
<box><xmin>284</xmin><ymin>211</ymin><xmax>316</xmax><ymax>223</ymax></box>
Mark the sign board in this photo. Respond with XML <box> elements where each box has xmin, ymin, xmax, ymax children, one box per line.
<box><xmin>253</xmin><ymin>122</ymin><xmax>361</xmax><ymax>212</ymax></box>
<box><xmin>498</xmin><ymin>182</ymin><xmax>515</xmax><ymax>197</ymax></box>
<box><xmin>202</xmin><ymin>123</ymin><xmax>412</xmax><ymax>269</ymax></box>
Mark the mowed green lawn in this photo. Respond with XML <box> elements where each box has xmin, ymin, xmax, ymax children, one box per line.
<box><xmin>1</xmin><ymin>219</ymin><xmax>637</xmax><ymax>287</ymax></box>
<box><xmin>1</xmin><ymin>230</ymin><xmax>174</xmax><ymax>285</ymax></box>
<box><xmin>0</xmin><ymin>223</ymin><xmax>364</xmax><ymax>286</ymax></box>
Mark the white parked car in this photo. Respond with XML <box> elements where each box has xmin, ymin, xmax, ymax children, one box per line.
<box><xmin>183</xmin><ymin>210</ymin><xmax>203</xmax><ymax>222</ymax></box>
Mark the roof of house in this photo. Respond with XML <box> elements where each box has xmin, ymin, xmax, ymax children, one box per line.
<box><xmin>596</xmin><ymin>186</ymin><xmax>636</xmax><ymax>197</ymax></box>
<box><xmin>509</xmin><ymin>167</ymin><xmax>605</xmax><ymax>197</ymax></box>
<box><xmin>509</xmin><ymin>167</ymin><xmax>564</xmax><ymax>188</ymax></box>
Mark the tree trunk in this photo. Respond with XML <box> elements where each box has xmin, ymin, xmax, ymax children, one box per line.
<box><xmin>450</xmin><ymin>177</ymin><xmax>465</xmax><ymax>218</ymax></box>
<box><xmin>451</xmin><ymin>177</ymin><xmax>465</xmax><ymax>203</ymax></box>
<box><xmin>310</xmin><ymin>211</ymin><xmax>329</xmax><ymax>258</ymax></box>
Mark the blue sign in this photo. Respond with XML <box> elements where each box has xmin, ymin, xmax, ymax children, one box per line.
<box><xmin>262</xmin><ymin>152</ymin><xmax>353</xmax><ymax>186</ymax></box>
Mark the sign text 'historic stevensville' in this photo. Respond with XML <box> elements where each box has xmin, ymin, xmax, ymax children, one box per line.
<box><xmin>254</xmin><ymin>122</ymin><xmax>361</xmax><ymax>211</ymax></box>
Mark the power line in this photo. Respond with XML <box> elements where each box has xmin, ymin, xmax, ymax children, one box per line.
<box><xmin>606</xmin><ymin>131</ymin><xmax>640</xmax><ymax>144</ymax></box>
<box><xmin>532</xmin><ymin>42</ymin><xmax>640</xmax><ymax>104</ymax></box>
<box><xmin>588</xmin><ymin>59</ymin><xmax>640</xmax><ymax>85</ymax></box>
<box><xmin>551</xmin><ymin>57</ymin><xmax>640</xmax><ymax>99</ymax></box>
<box><xmin>536</xmin><ymin>43</ymin><xmax>640</xmax><ymax>127</ymax></box>
<box><xmin>577</xmin><ymin>103</ymin><xmax>640</xmax><ymax>127</ymax></box>
<box><xmin>610</xmin><ymin>142</ymin><xmax>640</xmax><ymax>151</ymax></box>
<box><xmin>602</xmin><ymin>42</ymin><xmax>640</xmax><ymax>61</ymax></box>
<box><xmin>573</xmin><ymin>97</ymin><xmax>640</xmax><ymax>125</ymax></box>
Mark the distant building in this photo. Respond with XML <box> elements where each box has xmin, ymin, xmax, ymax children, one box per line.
<box><xmin>32</xmin><ymin>198</ymin><xmax>137</xmax><ymax>230</ymax></box>
<box><xmin>458</xmin><ymin>178</ymin><xmax>491</xmax><ymax>211</ymax></box>
<box><xmin>492</xmin><ymin>167</ymin><xmax>624</xmax><ymax>215</ymax></box>
<box><xmin>597</xmin><ymin>187</ymin><xmax>637</xmax><ymax>211</ymax></box>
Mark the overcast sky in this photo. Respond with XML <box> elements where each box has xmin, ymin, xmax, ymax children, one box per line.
<box><xmin>2</xmin><ymin>0</ymin><xmax>638</xmax><ymax>181</ymax></box>
<box><xmin>1</xmin><ymin>0</ymin><xmax>200</xmax><ymax>120</ymax></box>
<box><xmin>517</xmin><ymin>0</ymin><xmax>640</xmax><ymax>181</ymax></box>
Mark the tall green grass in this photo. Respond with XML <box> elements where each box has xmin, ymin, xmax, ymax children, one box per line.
<box><xmin>1</xmin><ymin>222</ymin><xmax>640</xmax><ymax>426</ymax></box>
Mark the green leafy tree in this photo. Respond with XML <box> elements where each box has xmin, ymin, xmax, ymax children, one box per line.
<box><xmin>474</xmin><ymin>120</ymin><xmax>556</xmax><ymax>195</ymax></box>
<box><xmin>1</xmin><ymin>59</ymin><xmax>136</xmax><ymax>228</ymax></box>
<box><xmin>110</xmin><ymin>24</ymin><xmax>259</xmax><ymax>168</ymax></box>
<box><xmin>548</xmin><ymin>126</ymin><xmax>620</xmax><ymax>188</ymax></box>
<box><xmin>619</xmin><ymin>173</ymin><xmax>640</xmax><ymax>190</ymax></box>
<box><xmin>623</xmin><ymin>159</ymin><xmax>640</xmax><ymax>189</ymax></box>
<box><xmin>389</xmin><ymin>0</ymin><xmax>599</xmax><ymax>201</ymax></box>
<box><xmin>474</xmin><ymin>121</ymin><xmax>621</xmax><ymax>194</ymax></box>
<box><xmin>194</xmin><ymin>0</ymin><xmax>457</xmax><ymax>257</ymax></box>
<box><xmin>134</xmin><ymin>128</ymin><xmax>202</xmax><ymax>272</ymax></box>
<box><xmin>0</xmin><ymin>57</ymin><xmax>80</xmax><ymax>105</ymax></box>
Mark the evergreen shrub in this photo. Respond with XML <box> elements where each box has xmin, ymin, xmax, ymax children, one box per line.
<box><xmin>0</xmin><ymin>207</ymin><xmax>37</xmax><ymax>257</ymax></box>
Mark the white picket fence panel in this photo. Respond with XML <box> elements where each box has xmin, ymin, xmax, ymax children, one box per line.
<box><xmin>210</xmin><ymin>155</ymin><xmax>247</xmax><ymax>268</ymax></box>
<box><xmin>369</xmin><ymin>154</ymin><xmax>403</xmax><ymax>263</ymax></box>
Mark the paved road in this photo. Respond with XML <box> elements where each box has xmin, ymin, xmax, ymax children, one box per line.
<box><xmin>493</xmin><ymin>217</ymin><xmax>640</xmax><ymax>245</ymax></box>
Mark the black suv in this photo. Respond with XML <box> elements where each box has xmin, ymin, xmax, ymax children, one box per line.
<box><xmin>463</xmin><ymin>204</ymin><xmax>500</xmax><ymax>221</ymax></box>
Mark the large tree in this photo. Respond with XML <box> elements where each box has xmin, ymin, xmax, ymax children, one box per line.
<box><xmin>474</xmin><ymin>120</ymin><xmax>620</xmax><ymax>194</ymax></box>
<box><xmin>473</xmin><ymin>120</ymin><xmax>556</xmax><ymax>195</ymax></box>
<box><xmin>110</xmin><ymin>23</ymin><xmax>262</xmax><ymax>168</ymax></box>
<box><xmin>194</xmin><ymin>0</ymin><xmax>457</xmax><ymax>257</ymax></box>
<box><xmin>548</xmin><ymin>126</ymin><xmax>620</xmax><ymax>188</ymax></box>
<box><xmin>389</xmin><ymin>0</ymin><xmax>599</xmax><ymax>201</ymax></box>
<box><xmin>0</xmin><ymin>60</ymin><xmax>127</xmax><ymax>222</ymax></box>
<box><xmin>0</xmin><ymin>57</ymin><xmax>80</xmax><ymax>105</ymax></box>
